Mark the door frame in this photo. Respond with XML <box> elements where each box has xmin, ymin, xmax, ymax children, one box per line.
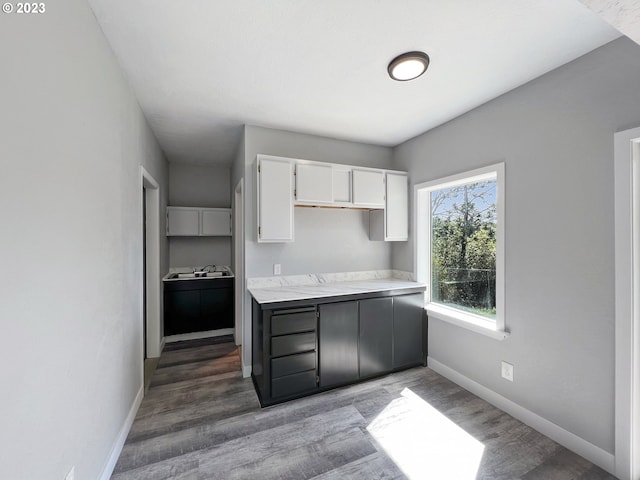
<box><xmin>233</xmin><ymin>179</ymin><xmax>244</xmax><ymax>347</ymax></box>
<box><xmin>614</xmin><ymin>126</ymin><xmax>640</xmax><ymax>480</ymax></box>
<box><xmin>234</xmin><ymin>178</ymin><xmax>251</xmax><ymax>377</ymax></box>
<box><xmin>141</xmin><ymin>166</ymin><xmax>162</xmax><ymax>359</ymax></box>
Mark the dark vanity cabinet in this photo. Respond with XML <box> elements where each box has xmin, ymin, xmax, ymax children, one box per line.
<box><xmin>164</xmin><ymin>278</ymin><xmax>234</xmax><ymax>336</ymax></box>
<box><xmin>252</xmin><ymin>290</ymin><xmax>426</xmax><ymax>407</ymax></box>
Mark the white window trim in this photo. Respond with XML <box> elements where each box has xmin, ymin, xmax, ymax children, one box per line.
<box><xmin>414</xmin><ymin>162</ymin><xmax>508</xmax><ymax>340</ymax></box>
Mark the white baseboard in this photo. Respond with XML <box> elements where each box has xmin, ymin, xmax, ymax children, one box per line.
<box><xmin>99</xmin><ymin>384</ymin><xmax>144</xmax><ymax>480</ymax></box>
<box><xmin>165</xmin><ymin>328</ymin><xmax>234</xmax><ymax>343</ymax></box>
<box><xmin>427</xmin><ymin>357</ymin><xmax>615</xmax><ymax>475</ymax></box>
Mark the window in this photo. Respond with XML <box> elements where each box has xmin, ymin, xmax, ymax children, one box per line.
<box><xmin>415</xmin><ymin>163</ymin><xmax>507</xmax><ymax>339</ymax></box>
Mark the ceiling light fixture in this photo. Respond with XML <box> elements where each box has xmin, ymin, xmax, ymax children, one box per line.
<box><xmin>387</xmin><ymin>51</ymin><xmax>430</xmax><ymax>81</ymax></box>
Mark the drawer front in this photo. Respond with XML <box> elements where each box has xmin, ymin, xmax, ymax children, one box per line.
<box><xmin>271</xmin><ymin>332</ymin><xmax>316</xmax><ymax>357</ymax></box>
<box><xmin>271</xmin><ymin>351</ymin><xmax>316</xmax><ymax>378</ymax></box>
<box><xmin>271</xmin><ymin>369</ymin><xmax>317</xmax><ymax>398</ymax></box>
<box><xmin>271</xmin><ymin>311</ymin><xmax>316</xmax><ymax>336</ymax></box>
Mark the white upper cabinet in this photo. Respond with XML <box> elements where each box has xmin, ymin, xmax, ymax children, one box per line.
<box><xmin>167</xmin><ymin>207</ymin><xmax>200</xmax><ymax>236</ymax></box>
<box><xmin>384</xmin><ymin>172</ymin><xmax>408</xmax><ymax>240</ymax></box>
<box><xmin>369</xmin><ymin>172</ymin><xmax>408</xmax><ymax>241</ymax></box>
<box><xmin>201</xmin><ymin>208</ymin><xmax>232</xmax><ymax>236</ymax></box>
<box><xmin>295</xmin><ymin>163</ymin><xmax>333</xmax><ymax>204</ymax></box>
<box><xmin>352</xmin><ymin>169</ymin><xmax>385</xmax><ymax>208</ymax></box>
<box><xmin>167</xmin><ymin>207</ymin><xmax>232</xmax><ymax>236</ymax></box>
<box><xmin>254</xmin><ymin>153</ymin><xmax>408</xmax><ymax>243</ymax></box>
<box><xmin>257</xmin><ymin>155</ymin><xmax>294</xmax><ymax>243</ymax></box>
<box><xmin>332</xmin><ymin>167</ymin><xmax>351</xmax><ymax>204</ymax></box>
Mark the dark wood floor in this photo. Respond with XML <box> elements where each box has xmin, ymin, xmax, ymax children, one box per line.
<box><xmin>111</xmin><ymin>338</ymin><xmax>616</xmax><ymax>480</ymax></box>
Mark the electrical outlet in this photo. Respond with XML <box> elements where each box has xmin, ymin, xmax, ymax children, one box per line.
<box><xmin>501</xmin><ymin>361</ymin><xmax>514</xmax><ymax>382</ymax></box>
<box><xmin>273</xmin><ymin>264</ymin><xmax>281</xmax><ymax>275</ymax></box>
<box><xmin>65</xmin><ymin>466</ymin><xmax>75</xmax><ymax>480</ymax></box>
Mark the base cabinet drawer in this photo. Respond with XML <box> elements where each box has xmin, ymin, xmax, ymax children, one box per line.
<box><xmin>271</xmin><ymin>370</ymin><xmax>317</xmax><ymax>398</ymax></box>
<box><xmin>272</xmin><ymin>352</ymin><xmax>316</xmax><ymax>378</ymax></box>
<box><xmin>271</xmin><ymin>332</ymin><xmax>316</xmax><ymax>357</ymax></box>
<box><xmin>271</xmin><ymin>310</ymin><xmax>316</xmax><ymax>335</ymax></box>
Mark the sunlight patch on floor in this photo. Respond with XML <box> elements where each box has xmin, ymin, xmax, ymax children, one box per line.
<box><xmin>367</xmin><ymin>387</ymin><xmax>485</xmax><ymax>479</ymax></box>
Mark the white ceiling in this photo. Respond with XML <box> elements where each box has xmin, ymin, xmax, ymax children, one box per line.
<box><xmin>578</xmin><ymin>0</ymin><xmax>640</xmax><ymax>44</ymax></box>
<box><xmin>88</xmin><ymin>0</ymin><xmax>620</xmax><ymax>165</ymax></box>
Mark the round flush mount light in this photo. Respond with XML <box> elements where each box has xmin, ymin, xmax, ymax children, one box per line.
<box><xmin>387</xmin><ymin>51</ymin><xmax>430</xmax><ymax>81</ymax></box>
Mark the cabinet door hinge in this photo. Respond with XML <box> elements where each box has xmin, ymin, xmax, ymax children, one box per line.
<box><xmin>315</xmin><ymin>310</ymin><xmax>319</xmax><ymax>319</ymax></box>
<box><xmin>294</xmin><ymin>189</ymin><xmax>297</xmax><ymax>197</ymax></box>
<box><xmin>316</xmin><ymin>375</ymin><xmax>320</xmax><ymax>384</ymax></box>
<box><xmin>258</xmin><ymin>164</ymin><xmax>261</xmax><ymax>173</ymax></box>
<box><xmin>258</xmin><ymin>226</ymin><xmax>261</xmax><ymax>235</ymax></box>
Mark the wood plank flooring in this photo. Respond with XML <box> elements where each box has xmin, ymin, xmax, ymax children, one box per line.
<box><xmin>112</xmin><ymin>338</ymin><xmax>616</xmax><ymax>480</ymax></box>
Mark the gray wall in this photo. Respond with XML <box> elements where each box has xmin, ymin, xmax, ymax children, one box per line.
<box><xmin>0</xmin><ymin>1</ymin><xmax>169</xmax><ymax>478</ymax></box>
<box><xmin>169</xmin><ymin>163</ymin><xmax>232</xmax><ymax>268</ymax></box>
<box><xmin>392</xmin><ymin>37</ymin><xmax>640</xmax><ymax>454</ymax></box>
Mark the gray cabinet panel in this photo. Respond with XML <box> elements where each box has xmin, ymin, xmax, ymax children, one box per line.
<box><xmin>359</xmin><ymin>297</ymin><xmax>393</xmax><ymax>378</ymax></box>
<box><xmin>393</xmin><ymin>293</ymin><xmax>425</xmax><ymax>368</ymax></box>
<box><xmin>319</xmin><ymin>301</ymin><xmax>359</xmax><ymax>388</ymax></box>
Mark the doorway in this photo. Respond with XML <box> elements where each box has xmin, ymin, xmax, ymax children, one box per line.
<box><xmin>614</xmin><ymin>126</ymin><xmax>640</xmax><ymax>480</ymax></box>
<box><xmin>141</xmin><ymin>166</ymin><xmax>161</xmax><ymax>391</ymax></box>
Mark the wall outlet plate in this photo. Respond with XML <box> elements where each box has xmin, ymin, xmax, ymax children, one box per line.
<box><xmin>273</xmin><ymin>264</ymin><xmax>281</xmax><ymax>275</ymax></box>
<box><xmin>501</xmin><ymin>361</ymin><xmax>514</xmax><ymax>382</ymax></box>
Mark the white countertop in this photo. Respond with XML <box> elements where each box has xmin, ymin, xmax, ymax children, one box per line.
<box><xmin>248</xmin><ymin>278</ymin><xmax>426</xmax><ymax>304</ymax></box>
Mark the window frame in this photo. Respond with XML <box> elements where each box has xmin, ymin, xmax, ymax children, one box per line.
<box><xmin>414</xmin><ymin>163</ymin><xmax>508</xmax><ymax>340</ymax></box>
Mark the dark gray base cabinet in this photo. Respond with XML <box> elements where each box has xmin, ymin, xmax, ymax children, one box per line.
<box><xmin>319</xmin><ymin>301</ymin><xmax>359</xmax><ymax>388</ymax></box>
<box><xmin>164</xmin><ymin>278</ymin><xmax>234</xmax><ymax>336</ymax></box>
<box><xmin>393</xmin><ymin>293</ymin><xmax>425</xmax><ymax>369</ymax></box>
<box><xmin>252</xmin><ymin>291</ymin><xmax>426</xmax><ymax>407</ymax></box>
<box><xmin>359</xmin><ymin>297</ymin><xmax>393</xmax><ymax>379</ymax></box>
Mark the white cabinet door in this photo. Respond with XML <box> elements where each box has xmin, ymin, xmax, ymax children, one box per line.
<box><xmin>258</xmin><ymin>156</ymin><xmax>294</xmax><ymax>242</ymax></box>
<box><xmin>201</xmin><ymin>208</ymin><xmax>231</xmax><ymax>236</ymax></box>
<box><xmin>352</xmin><ymin>169</ymin><xmax>385</xmax><ymax>207</ymax></box>
<box><xmin>296</xmin><ymin>163</ymin><xmax>332</xmax><ymax>204</ymax></box>
<box><xmin>167</xmin><ymin>207</ymin><xmax>200</xmax><ymax>236</ymax></box>
<box><xmin>332</xmin><ymin>167</ymin><xmax>351</xmax><ymax>203</ymax></box>
<box><xmin>385</xmin><ymin>172</ymin><xmax>408</xmax><ymax>240</ymax></box>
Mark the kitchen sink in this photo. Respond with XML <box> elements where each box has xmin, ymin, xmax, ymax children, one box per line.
<box><xmin>166</xmin><ymin>271</ymin><xmax>232</xmax><ymax>280</ymax></box>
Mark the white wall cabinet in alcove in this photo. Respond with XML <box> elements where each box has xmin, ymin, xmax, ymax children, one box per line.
<box><xmin>167</xmin><ymin>207</ymin><xmax>231</xmax><ymax>236</ymax></box>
